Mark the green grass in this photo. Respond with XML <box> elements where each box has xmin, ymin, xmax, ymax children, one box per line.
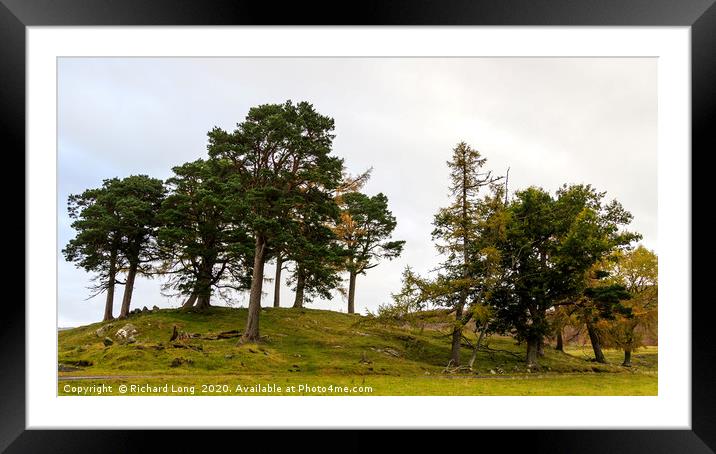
<box><xmin>58</xmin><ymin>306</ymin><xmax>657</xmax><ymax>396</ymax></box>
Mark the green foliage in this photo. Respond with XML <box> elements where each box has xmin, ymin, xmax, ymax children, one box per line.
<box><xmin>63</xmin><ymin>175</ymin><xmax>165</xmax><ymax>297</ymax></box>
<box><xmin>490</xmin><ymin>184</ymin><xmax>641</xmax><ymax>349</ymax></box>
<box><xmin>64</xmin><ymin>178</ymin><xmax>126</xmax><ymax>296</ymax></box>
<box><xmin>112</xmin><ymin>175</ymin><xmax>166</xmax><ymax>270</ymax></box>
<box><xmin>207</xmin><ymin>100</ymin><xmax>344</xmax><ymax>242</ymax></box>
<box><xmin>336</xmin><ymin>192</ymin><xmax>404</xmax><ymax>275</ymax></box>
<box><xmin>158</xmin><ymin>159</ymin><xmax>254</xmax><ymax>301</ymax></box>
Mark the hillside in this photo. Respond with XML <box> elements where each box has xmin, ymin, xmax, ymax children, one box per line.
<box><xmin>58</xmin><ymin>307</ymin><xmax>657</xmax><ymax>396</ymax></box>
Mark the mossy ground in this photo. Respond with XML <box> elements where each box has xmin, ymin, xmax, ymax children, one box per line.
<box><xmin>58</xmin><ymin>307</ymin><xmax>657</xmax><ymax>396</ymax></box>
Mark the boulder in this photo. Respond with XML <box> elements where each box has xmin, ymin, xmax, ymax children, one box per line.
<box><xmin>152</xmin><ymin>305</ymin><xmax>160</xmax><ymax>311</ymax></box>
<box><xmin>115</xmin><ymin>323</ymin><xmax>138</xmax><ymax>340</ymax></box>
<box><xmin>142</xmin><ymin>306</ymin><xmax>149</xmax><ymax>313</ymax></box>
<box><xmin>103</xmin><ymin>337</ymin><xmax>114</xmax><ymax>347</ymax></box>
<box><xmin>126</xmin><ymin>336</ymin><xmax>137</xmax><ymax>344</ymax></box>
<box><xmin>95</xmin><ymin>324</ymin><xmax>112</xmax><ymax>337</ymax></box>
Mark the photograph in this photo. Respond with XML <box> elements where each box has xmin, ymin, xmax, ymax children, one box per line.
<box><xmin>57</xmin><ymin>56</ymin><xmax>658</xmax><ymax>397</ymax></box>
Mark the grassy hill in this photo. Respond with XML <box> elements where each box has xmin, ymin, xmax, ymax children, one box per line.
<box><xmin>58</xmin><ymin>306</ymin><xmax>657</xmax><ymax>396</ymax></box>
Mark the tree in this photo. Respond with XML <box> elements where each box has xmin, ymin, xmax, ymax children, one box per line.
<box><xmin>430</xmin><ymin>142</ymin><xmax>502</xmax><ymax>366</ymax></box>
<box><xmin>285</xmin><ymin>183</ymin><xmax>343</xmax><ymax>308</ymax></box>
<box><xmin>158</xmin><ymin>159</ymin><xmax>253</xmax><ymax>311</ymax></box>
<box><xmin>335</xmin><ymin>191</ymin><xmax>404</xmax><ymax>314</ymax></box>
<box><xmin>606</xmin><ymin>246</ymin><xmax>658</xmax><ymax>366</ymax></box>
<box><xmin>491</xmin><ymin>184</ymin><xmax>639</xmax><ymax>367</ymax></box>
<box><xmin>575</xmin><ymin>268</ymin><xmax>632</xmax><ymax>363</ymax></box>
<box><xmin>208</xmin><ymin>100</ymin><xmax>343</xmax><ymax>341</ymax></box>
<box><xmin>113</xmin><ymin>175</ymin><xmax>166</xmax><ymax>318</ymax></box>
<box><xmin>63</xmin><ymin>178</ymin><xmax>126</xmax><ymax>321</ymax></box>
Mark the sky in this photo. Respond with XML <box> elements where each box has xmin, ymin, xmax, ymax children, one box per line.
<box><xmin>57</xmin><ymin>57</ymin><xmax>657</xmax><ymax>327</ymax></box>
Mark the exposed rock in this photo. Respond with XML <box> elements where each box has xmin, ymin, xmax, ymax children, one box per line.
<box><xmin>489</xmin><ymin>369</ymin><xmax>496</xmax><ymax>375</ymax></box>
<box><xmin>58</xmin><ymin>364</ymin><xmax>80</xmax><ymax>372</ymax></box>
<box><xmin>142</xmin><ymin>306</ymin><xmax>149</xmax><ymax>313</ymax></box>
<box><xmin>95</xmin><ymin>324</ymin><xmax>113</xmax><ymax>337</ymax></box>
<box><xmin>103</xmin><ymin>337</ymin><xmax>114</xmax><ymax>347</ymax></box>
<box><xmin>131</xmin><ymin>308</ymin><xmax>141</xmax><ymax>315</ymax></box>
<box><xmin>126</xmin><ymin>336</ymin><xmax>137</xmax><ymax>344</ymax></box>
<box><xmin>152</xmin><ymin>305</ymin><xmax>160</xmax><ymax>311</ymax></box>
<box><xmin>115</xmin><ymin>323</ymin><xmax>138</xmax><ymax>340</ymax></box>
<box><xmin>383</xmin><ymin>348</ymin><xmax>401</xmax><ymax>358</ymax></box>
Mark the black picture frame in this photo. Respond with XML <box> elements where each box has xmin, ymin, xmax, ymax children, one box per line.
<box><xmin>3</xmin><ymin>0</ymin><xmax>711</xmax><ymax>451</ymax></box>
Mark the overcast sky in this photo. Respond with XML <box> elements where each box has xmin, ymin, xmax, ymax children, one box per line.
<box><xmin>58</xmin><ymin>57</ymin><xmax>657</xmax><ymax>327</ymax></box>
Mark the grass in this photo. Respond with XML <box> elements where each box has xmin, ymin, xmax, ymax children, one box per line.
<box><xmin>57</xmin><ymin>306</ymin><xmax>657</xmax><ymax>396</ymax></box>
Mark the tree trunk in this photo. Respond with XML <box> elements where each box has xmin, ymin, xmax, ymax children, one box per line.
<box><xmin>450</xmin><ymin>162</ymin><xmax>470</xmax><ymax>367</ymax></box>
<box><xmin>181</xmin><ymin>293</ymin><xmax>197</xmax><ymax>309</ymax></box>
<box><xmin>468</xmin><ymin>323</ymin><xmax>487</xmax><ymax>369</ymax></box>
<box><xmin>273</xmin><ymin>254</ymin><xmax>282</xmax><ymax>308</ymax></box>
<box><xmin>292</xmin><ymin>266</ymin><xmax>305</xmax><ymax>308</ymax></box>
<box><xmin>242</xmin><ymin>236</ymin><xmax>266</xmax><ymax>343</ymax></box>
<box><xmin>449</xmin><ymin>302</ymin><xmax>465</xmax><ymax>366</ymax></box>
<box><xmin>556</xmin><ymin>329</ymin><xmax>564</xmax><ymax>352</ymax></box>
<box><xmin>586</xmin><ymin>321</ymin><xmax>606</xmax><ymax>363</ymax></box>
<box><xmin>102</xmin><ymin>249</ymin><xmax>117</xmax><ymax>321</ymax></box>
<box><xmin>622</xmin><ymin>348</ymin><xmax>632</xmax><ymax>367</ymax></box>
<box><xmin>526</xmin><ymin>335</ymin><xmax>540</xmax><ymax>367</ymax></box>
<box><xmin>537</xmin><ymin>338</ymin><xmax>545</xmax><ymax>357</ymax></box>
<box><xmin>118</xmin><ymin>262</ymin><xmax>138</xmax><ymax>318</ymax></box>
<box><xmin>347</xmin><ymin>271</ymin><xmax>357</xmax><ymax>314</ymax></box>
<box><xmin>195</xmin><ymin>292</ymin><xmax>211</xmax><ymax>310</ymax></box>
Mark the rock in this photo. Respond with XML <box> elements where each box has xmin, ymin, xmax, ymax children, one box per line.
<box><xmin>131</xmin><ymin>308</ymin><xmax>141</xmax><ymax>315</ymax></box>
<box><xmin>142</xmin><ymin>306</ymin><xmax>149</xmax><ymax>313</ymax></box>
<box><xmin>95</xmin><ymin>324</ymin><xmax>113</xmax><ymax>337</ymax></box>
<box><xmin>224</xmin><ymin>354</ymin><xmax>234</xmax><ymax>359</ymax></box>
<box><xmin>126</xmin><ymin>336</ymin><xmax>137</xmax><ymax>344</ymax></box>
<box><xmin>152</xmin><ymin>305</ymin><xmax>160</xmax><ymax>311</ymax></box>
<box><xmin>115</xmin><ymin>323</ymin><xmax>138</xmax><ymax>340</ymax></box>
<box><xmin>383</xmin><ymin>348</ymin><xmax>401</xmax><ymax>358</ymax></box>
<box><xmin>489</xmin><ymin>369</ymin><xmax>496</xmax><ymax>375</ymax></box>
<box><xmin>103</xmin><ymin>337</ymin><xmax>114</xmax><ymax>347</ymax></box>
<box><xmin>58</xmin><ymin>364</ymin><xmax>80</xmax><ymax>372</ymax></box>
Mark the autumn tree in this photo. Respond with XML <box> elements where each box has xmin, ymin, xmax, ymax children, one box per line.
<box><xmin>208</xmin><ymin>101</ymin><xmax>343</xmax><ymax>341</ymax></box>
<box><xmin>63</xmin><ymin>179</ymin><xmax>126</xmax><ymax>321</ymax></box>
<box><xmin>606</xmin><ymin>246</ymin><xmax>658</xmax><ymax>366</ymax></box>
<box><xmin>335</xmin><ymin>191</ymin><xmax>404</xmax><ymax>314</ymax></box>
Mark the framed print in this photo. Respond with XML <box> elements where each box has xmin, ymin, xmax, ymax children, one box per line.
<box><xmin>4</xmin><ymin>0</ymin><xmax>713</xmax><ymax>451</ymax></box>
